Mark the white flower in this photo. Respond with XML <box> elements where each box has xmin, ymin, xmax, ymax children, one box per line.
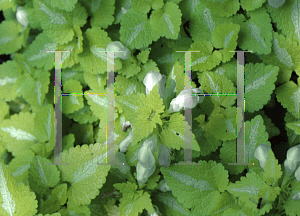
<box><xmin>291</xmin><ymin>191</ymin><xmax>300</xmax><ymax>200</ymax></box>
<box><xmin>143</xmin><ymin>71</ymin><xmax>166</xmax><ymax>95</ymax></box>
<box><xmin>119</xmin><ymin>130</ymin><xmax>133</xmax><ymax>152</ymax></box>
<box><xmin>106</xmin><ymin>41</ymin><xmax>130</xmax><ymax>60</ymax></box>
<box><xmin>122</xmin><ymin>121</ymin><xmax>133</xmax><ymax>132</ymax></box>
<box><xmin>253</xmin><ymin>144</ymin><xmax>271</xmax><ymax>170</ymax></box>
<box><xmin>16</xmin><ymin>6</ymin><xmax>28</xmax><ymax>27</ymax></box>
<box><xmin>168</xmin><ymin>88</ymin><xmax>204</xmax><ymax>113</ymax></box>
<box><xmin>286</xmin><ymin>144</ymin><xmax>300</xmax><ymax>164</ymax></box>
<box><xmin>284</xmin><ymin>144</ymin><xmax>300</xmax><ymax>177</ymax></box>
<box><xmin>295</xmin><ymin>166</ymin><xmax>300</xmax><ymax>182</ymax></box>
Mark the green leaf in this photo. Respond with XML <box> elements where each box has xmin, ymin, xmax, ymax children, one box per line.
<box><xmin>198</xmin><ymin>71</ymin><xmax>236</xmax><ymax>108</ymax></box>
<box><xmin>150</xmin><ymin>2</ymin><xmax>182</xmax><ymax>39</ymax></box>
<box><xmin>25</xmin><ymin>32</ymin><xmax>56</xmax><ymax>71</ymax></box>
<box><xmin>160</xmin><ymin>112</ymin><xmax>200</xmax><ymax>151</ymax></box>
<box><xmin>263</xmin><ymin>149</ymin><xmax>282</xmax><ymax>186</ymax></box>
<box><xmin>7</xmin><ymin>150</ymin><xmax>35</xmax><ymax>184</ymax></box>
<box><xmin>32</xmin><ymin>0</ymin><xmax>87</xmax><ymax>45</ymax></box>
<box><xmin>276</xmin><ymin>81</ymin><xmax>300</xmax><ymax>119</ymax></box>
<box><xmin>113</xmin><ymin>181</ymin><xmax>153</xmax><ymax>215</ymax></box>
<box><xmin>41</xmin><ymin>0</ymin><xmax>78</xmax><ymax>11</ymax></box>
<box><xmin>286</xmin><ymin>121</ymin><xmax>300</xmax><ymax>135</ymax></box>
<box><xmin>120</xmin><ymin>9</ymin><xmax>155</xmax><ymax>49</ymax></box>
<box><xmin>57</xmin><ymin>142</ymin><xmax>111</xmax><ymax>207</ymax></box>
<box><xmin>0</xmin><ymin>0</ymin><xmax>15</xmax><ymax>11</ymax></box>
<box><xmin>211</xmin><ymin>22</ymin><xmax>240</xmax><ymax>63</ymax></box>
<box><xmin>152</xmin><ymin>191</ymin><xmax>191</xmax><ymax>216</ymax></box>
<box><xmin>89</xmin><ymin>196</ymin><xmax>120</xmax><ymax>216</ymax></box>
<box><xmin>131</xmin><ymin>0</ymin><xmax>164</xmax><ymax>13</ymax></box>
<box><xmin>118</xmin><ymin>55</ymin><xmax>141</xmax><ymax>79</ymax></box>
<box><xmin>267</xmin><ymin>0</ymin><xmax>300</xmax><ymax>44</ymax></box>
<box><xmin>238</xmin><ymin>7</ymin><xmax>273</xmax><ymax>55</ymax></box>
<box><xmin>201</xmin><ymin>0</ymin><xmax>240</xmax><ymax>17</ymax></box>
<box><xmin>62</xmin><ymin>79</ymin><xmax>84</xmax><ymax>114</ymax></box>
<box><xmin>0</xmin><ymin>20</ymin><xmax>29</xmax><ymax>55</ymax></box>
<box><xmin>189</xmin><ymin>40</ymin><xmax>222</xmax><ymax>72</ymax></box>
<box><xmin>0</xmin><ymin>112</ymin><xmax>37</xmax><ymax>157</ymax></box>
<box><xmin>240</xmin><ymin>0</ymin><xmax>266</xmax><ymax>11</ymax></box>
<box><xmin>160</xmin><ymin>160</ymin><xmax>228</xmax><ymax>214</ymax></box>
<box><xmin>137</xmin><ymin>48</ymin><xmax>151</xmax><ymax>64</ymax></box>
<box><xmin>115</xmin><ymin>75</ymin><xmax>145</xmax><ymax>97</ymax></box>
<box><xmin>90</xmin><ymin>0</ymin><xmax>115</xmax><ymax>29</ymax></box>
<box><xmin>0</xmin><ymin>161</ymin><xmax>38</xmax><ymax>216</ymax></box>
<box><xmin>284</xmin><ymin>112</ymin><xmax>300</xmax><ymax>146</ymax></box>
<box><xmin>244</xmin><ymin>115</ymin><xmax>271</xmax><ymax>163</ymax></box>
<box><xmin>0</xmin><ymin>100</ymin><xmax>9</xmax><ymax>121</ymax></box>
<box><xmin>244</xmin><ymin>63</ymin><xmax>279</xmax><ymax>113</ymax></box>
<box><xmin>226</xmin><ymin>171</ymin><xmax>275</xmax><ymax>215</ymax></box>
<box><xmin>28</xmin><ymin>155</ymin><xmax>60</xmax><ymax>195</ymax></box>
<box><xmin>78</xmin><ymin>27</ymin><xmax>121</xmax><ymax>74</ymax></box>
<box><xmin>0</xmin><ymin>60</ymin><xmax>23</xmax><ymax>101</ymax></box>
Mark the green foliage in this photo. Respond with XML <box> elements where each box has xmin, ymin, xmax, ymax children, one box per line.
<box><xmin>1</xmin><ymin>0</ymin><xmax>300</xmax><ymax>215</ymax></box>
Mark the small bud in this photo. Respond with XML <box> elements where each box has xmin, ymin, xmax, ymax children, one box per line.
<box><xmin>158</xmin><ymin>179</ymin><xmax>171</xmax><ymax>192</ymax></box>
<box><xmin>286</xmin><ymin>144</ymin><xmax>300</xmax><ymax>164</ymax></box>
<box><xmin>291</xmin><ymin>191</ymin><xmax>300</xmax><ymax>200</ymax></box>
<box><xmin>16</xmin><ymin>6</ymin><xmax>29</xmax><ymax>27</ymax></box>
<box><xmin>122</xmin><ymin>121</ymin><xmax>132</xmax><ymax>132</ymax></box>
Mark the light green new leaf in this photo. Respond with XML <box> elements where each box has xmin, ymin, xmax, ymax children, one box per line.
<box><xmin>212</xmin><ymin>22</ymin><xmax>240</xmax><ymax>63</ymax></box>
<box><xmin>113</xmin><ymin>182</ymin><xmax>153</xmax><ymax>216</ymax></box>
<box><xmin>120</xmin><ymin>9</ymin><xmax>154</xmax><ymax>49</ymax></box>
<box><xmin>118</xmin><ymin>55</ymin><xmax>141</xmax><ymax>79</ymax></box>
<box><xmin>0</xmin><ymin>112</ymin><xmax>37</xmax><ymax>157</ymax></box>
<box><xmin>189</xmin><ymin>40</ymin><xmax>222</xmax><ymax>72</ymax></box>
<box><xmin>32</xmin><ymin>0</ymin><xmax>87</xmax><ymax>45</ymax></box>
<box><xmin>276</xmin><ymin>81</ymin><xmax>300</xmax><ymax>119</ymax></box>
<box><xmin>238</xmin><ymin>7</ymin><xmax>273</xmax><ymax>55</ymax></box>
<box><xmin>263</xmin><ymin>150</ymin><xmax>282</xmax><ymax>186</ymax></box>
<box><xmin>240</xmin><ymin>0</ymin><xmax>266</xmax><ymax>11</ymax></box>
<box><xmin>17</xmin><ymin>69</ymin><xmax>50</xmax><ymax>113</ymax></box>
<box><xmin>205</xmin><ymin>106</ymin><xmax>239</xmax><ymax>141</ymax></box>
<box><xmin>28</xmin><ymin>155</ymin><xmax>60</xmax><ymax>195</ymax></box>
<box><xmin>150</xmin><ymin>2</ymin><xmax>182</xmax><ymax>39</ymax></box>
<box><xmin>115</xmin><ymin>75</ymin><xmax>145</xmax><ymax>97</ymax></box>
<box><xmin>245</xmin><ymin>63</ymin><xmax>279</xmax><ymax>113</ymax></box>
<box><xmin>25</xmin><ymin>32</ymin><xmax>57</xmax><ymax>71</ymax></box>
<box><xmin>33</xmin><ymin>104</ymin><xmax>55</xmax><ymax>154</ymax></box>
<box><xmin>0</xmin><ymin>60</ymin><xmax>24</xmax><ymax>101</ymax></box>
<box><xmin>160</xmin><ymin>112</ymin><xmax>200</xmax><ymax>151</ymax></box>
<box><xmin>7</xmin><ymin>150</ymin><xmax>35</xmax><ymax>184</ymax></box>
<box><xmin>137</xmin><ymin>48</ymin><xmax>151</xmax><ymax>64</ymax></box>
<box><xmin>90</xmin><ymin>0</ymin><xmax>115</xmax><ymax>29</ymax></box>
<box><xmin>0</xmin><ymin>20</ymin><xmax>29</xmax><ymax>55</ymax></box>
<box><xmin>226</xmin><ymin>171</ymin><xmax>274</xmax><ymax>215</ymax></box>
<box><xmin>286</xmin><ymin>121</ymin><xmax>300</xmax><ymax>135</ymax></box>
<box><xmin>0</xmin><ymin>162</ymin><xmax>38</xmax><ymax>216</ymax></box>
<box><xmin>58</xmin><ymin>25</ymin><xmax>84</xmax><ymax>69</ymax></box>
<box><xmin>57</xmin><ymin>143</ymin><xmax>111</xmax><ymax>207</ymax></box>
<box><xmin>0</xmin><ymin>0</ymin><xmax>15</xmax><ymax>11</ymax></box>
<box><xmin>41</xmin><ymin>0</ymin><xmax>77</xmax><ymax>11</ymax></box>
<box><xmin>62</xmin><ymin>79</ymin><xmax>84</xmax><ymax>114</ymax></box>
<box><xmin>78</xmin><ymin>27</ymin><xmax>121</xmax><ymax>74</ymax></box>
<box><xmin>198</xmin><ymin>72</ymin><xmax>236</xmax><ymax>108</ymax></box>
<box><xmin>160</xmin><ymin>160</ymin><xmax>228</xmax><ymax>214</ymax></box>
